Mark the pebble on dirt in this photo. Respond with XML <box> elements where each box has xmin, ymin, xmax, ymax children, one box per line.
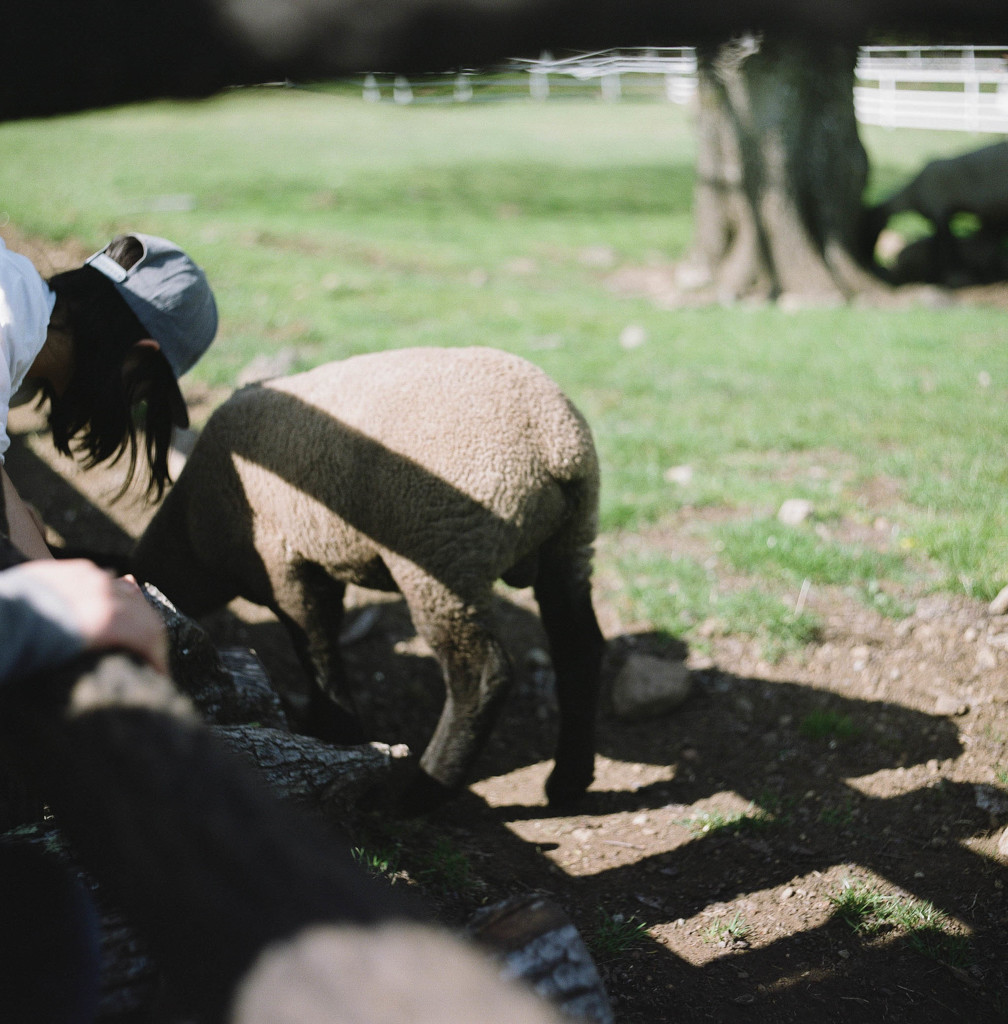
<box><xmin>610</xmin><ymin>654</ymin><xmax>692</xmax><ymax>721</ymax></box>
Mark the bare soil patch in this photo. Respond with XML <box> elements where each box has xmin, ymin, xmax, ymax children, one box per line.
<box><xmin>5</xmin><ymin>233</ymin><xmax>1008</xmax><ymax>1023</ymax></box>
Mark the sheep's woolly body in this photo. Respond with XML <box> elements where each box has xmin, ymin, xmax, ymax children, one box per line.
<box><xmin>224</xmin><ymin>346</ymin><xmax>598</xmax><ymax>593</ymax></box>
<box><xmin>136</xmin><ymin>346</ymin><xmax>604</xmax><ymax>805</ymax></box>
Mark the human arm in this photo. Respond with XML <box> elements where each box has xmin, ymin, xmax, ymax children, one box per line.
<box><xmin>0</xmin><ymin>559</ymin><xmax>169</xmax><ymax>681</ymax></box>
<box><xmin>1</xmin><ymin>466</ymin><xmax>52</xmax><ymax>560</ymax></box>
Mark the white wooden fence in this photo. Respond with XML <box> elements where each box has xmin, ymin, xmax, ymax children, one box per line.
<box><xmin>364</xmin><ymin>45</ymin><xmax>1008</xmax><ymax>134</ymax></box>
<box><xmin>854</xmin><ymin>45</ymin><xmax>1008</xmax><ymax>133</ymax></box>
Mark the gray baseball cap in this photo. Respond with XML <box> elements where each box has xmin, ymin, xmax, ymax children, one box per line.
<box><xmin>86</xmin><ymin>233</ymin><xmax>218</xmax><ymax>379</ymax></box>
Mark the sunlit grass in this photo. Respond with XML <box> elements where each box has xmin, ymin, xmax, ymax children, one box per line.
<box><xmin>828</xmin><ymin>878</ymin><xmax>972</xmax><ymax>968</ymax></box>
<box><xmin>2</xmin><ymin>90</ymin><xmax>1006</xmax><ymax>636</ymax></box>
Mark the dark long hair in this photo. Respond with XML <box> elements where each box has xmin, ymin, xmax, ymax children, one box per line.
<box><xmin>44</xmin><ymin>237</ymin><xmax>178</xmax><ymax>501</ymax></box>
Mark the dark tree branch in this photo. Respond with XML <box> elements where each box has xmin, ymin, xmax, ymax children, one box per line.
<box><xmin>4</xmin><ymin>0</ymin><xmax>1006</xmax><ymax>121</ymax></box>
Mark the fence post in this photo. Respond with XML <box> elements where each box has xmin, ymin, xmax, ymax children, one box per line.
<box><xmin>965</xmin><ymin>73</ymin><xmax>981</xmax><ymax>132</ymax></box>
<box><xmin>393</xmin><ymin>76</ymin><xmax>413</xmax><ymax>104</ymax></box>
<box><xmin>362</xmin><ymin>74</ymin><xmax>381</xmax><ymax>103</ymax></box>
<box><xmin>454</xmin><ymin>73</ymin><xmax>473</xmax><ymax>102</ymax></box>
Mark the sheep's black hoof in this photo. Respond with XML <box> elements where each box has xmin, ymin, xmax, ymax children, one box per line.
<box><xmin>544</xmin><ymin>763</ymin><xmax>593</xmax><ymax>808</ymax></box>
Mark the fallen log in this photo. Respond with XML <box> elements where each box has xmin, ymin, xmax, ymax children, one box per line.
<box><xmin>143</xmin><ymin>585</ymin><xmax>409</xmax><ymax>809</ymax></box>
<box><xmin>0</xmin><ymin>534</ymin><xmax>610</xmax><ymax>1022</ymax></box>
<box><xmin>213</xmin><ymin>725</ymin><xmax>410</xmax><ymax>810</ymax></box>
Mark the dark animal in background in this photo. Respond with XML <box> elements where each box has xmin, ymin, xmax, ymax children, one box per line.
<box><xmin>864</xmin><ymin>140</ymin><xmax>1008</xmax><ymax>285</ymax></box>
<box><xmin>134</xmin><ymin>346</ymin><xmax>604</xmax><ymax>808</ymax></box>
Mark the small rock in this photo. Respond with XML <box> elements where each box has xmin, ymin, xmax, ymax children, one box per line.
<box><xmin>777</xmin><ymin>498</ymin><xmax>813</xmax><ymax>526</ymax></box>
<box><xmin>664</xmin><ymin>464</ymin><xmax>694</xmax><ymax>486</ymax></box>
<box><xmin>610</xmin><ymin>655</ymin><xmax>692</xmax><ymax>722</ymax></box>
<box><xmin>935</xmin><ymin>694</ymin><xmax>969</xmax><ymax>717</ymax></box>
<box><xmin>989</xmin><ymin>584</ymin><xmax>1008</xmax><ymax>616</ymax></box>
<box><xmin>619</xmin><ymin>324</ymin><xmax>647</xmax><ymax>350</ymax></box>
<box><xmin>976</xmin><ymin>785</ymin><xmax>1008</xmax><ymax>818</ymax></box>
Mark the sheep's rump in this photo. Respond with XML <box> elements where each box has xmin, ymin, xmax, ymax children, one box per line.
<box><xmin>201</xmin><ymin>346</ymin><xmax>599</xmax><ymax>590</ymax></box>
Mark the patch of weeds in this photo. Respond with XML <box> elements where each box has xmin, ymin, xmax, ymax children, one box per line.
<box><xmin>828</xmin><ymin>879</ymin><xmax>972</xmax><ymax>968</ymax></box>
<box><xmin>588</xmin><ymin>910</ymin><xmax>650</xmax><ymax>960</ymax></box>
<box><xmin>703</xmin><ymin>912</ymin><xmax>750</xmax><ymax>946</ymax></box>
<box><xmin>818</xmin><ymin>795</ymin><xmax>857</xmax><ymax>827</ymax></box>
<box><xmin>994</xmin><ymin>765</ymin><xmax>1008</xmax><ymax>787</ymax></box>
<box><xmin>721</xmin><ymin>588</ymin><xmax>822</xmax><ymax>662</ymax></box>
<box><xmin>351</xmin><ymin>844</ymin><xmax>402</xmax><ymax>883</ymax></box>
<box><xmin>907</xmin><ymin>927</ymin><xmax>973</xmax><ymax>969</ymax></box>
<box><xmin>861</xmin><ymin>578</ymin><xmax>911</xmax><ymax>619</ymax></box>
<box><xmin>984</xmin><ymin>724</ymin><xmax>1008</xmax><ymax>745</ymax></box>
<box><xmin>717</xmin><ymin>518</ymin><xmax>907</xmax><ymax>589</ymax></box>
<box><xmin>609</xmin><ymin>549</ymin><xmax>718</xmax><ymax>638</ymax></box>
<box><xmin>799</xmin><ymin>708</ymin><xmax>861</xmax><ymax>742</ymax></box>
<box><xmin>754</xmin><ymin>789</ymin><xmax>796</xmax><ymax>826</ymax></box>
<box><xmin>414</xmin><ymin>837</ymin><xmax>476</xmax><ymax>895</ymax></box>
<box><xmin>674</xmin><ymin>801</ymin><xmax>774</xmax><ymax>837</ymax></box>
<box><xmin>605</xmin><ymin>546</ymin><xmax>819</xmax><ymax>660</ymax></box>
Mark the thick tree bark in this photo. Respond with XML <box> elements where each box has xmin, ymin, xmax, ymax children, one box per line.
<box><xmin>683</xmin><ymin>34</ymin><xmax>883</xmax><ymax>302</ymax></box>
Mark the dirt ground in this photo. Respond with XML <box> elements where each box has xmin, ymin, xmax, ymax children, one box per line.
<box><xmin>6</xmin><ymin>229</ymin><xmax>1008</xmax><ymax>1023</ymax></box>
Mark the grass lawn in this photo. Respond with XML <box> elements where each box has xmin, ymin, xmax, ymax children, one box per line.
<box><xmin>2</xmin><ymin>88</ymin><xmax>1006</xmax><ymax>652</ymax></box>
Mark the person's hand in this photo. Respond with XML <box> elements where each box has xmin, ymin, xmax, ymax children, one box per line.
<box><xmin>14</xmin><ymin>560</ymin><xmax>169</xmax><ymax>674</ymax></box>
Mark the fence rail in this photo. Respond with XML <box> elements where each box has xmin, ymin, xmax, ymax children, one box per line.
<box><xmin>361</xmin><ymin>45</ymin><xmax>1008</xmax><ymax>133</ymax></box>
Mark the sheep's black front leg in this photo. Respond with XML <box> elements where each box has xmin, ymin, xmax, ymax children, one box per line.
<box><xmin>535</xmin><ymin>557</ymin><xmax>604</xmax><ymax>807</ymax></box>
<box><xmin>272</xmin><ymin>563</ymin><xmax>366</xmax><ymax>744</ymax></box>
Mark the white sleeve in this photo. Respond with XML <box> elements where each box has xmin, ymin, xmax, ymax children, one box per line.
<box><xmin>0</xmin><ymin>238</ymin><xmax>57</xmax><ymax>463</ymax></box>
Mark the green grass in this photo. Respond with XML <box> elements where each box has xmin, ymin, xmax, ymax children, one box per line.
<box><xmin>351</xmin><ymin>844</ymin><xmax>403</xmax><ymax>882</ymax></box>
<box><xmin>609</xmin><ymin>544</ymin><xmax>821</xmax><ymax>659</ymax></box>
<box><xmin>588</xmin><ymin>910</ymin><xmax>651</xmax><ymax>959</ymax></box>
<box><xmin>703</xmin><ymin>911</ymin><xmax>751</xmax><ymax>945</ymax></box>
<box><xmin>828</xmin><ymin>878</ymin><xmax>972</xmax><ymax>968</ymax></box>
<box><xmin>413</xmin><ymin>837</ymin><xmax>476</xmax><ymax>894</ymax></box>
<box><xmin>674</xmin><ymin>801</ymin><xmax>776</xmax><ymax>837</ymax></box>
<box><xmin>3</xmin><ymin>91</ymin><xmax>1007</xmax><ymax>649</ymax></box>
<box><xmin>798</xmin><ymin>709</ymin><xmax>862</xmax><ymax>742</ymax></box>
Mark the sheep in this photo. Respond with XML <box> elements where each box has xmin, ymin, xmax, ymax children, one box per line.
<box><xmin>864</xmin><ymin>140</ymin><xmax>1008</xmax><ymax>283</ymax></box>
<box><xmin>133</xmin><ymin>345</ymin><xmax>605</xmax><ymax>809</ymax></box>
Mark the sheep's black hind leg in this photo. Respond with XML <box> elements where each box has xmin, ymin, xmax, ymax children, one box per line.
<box><xmin>272</xmin><ymin>564</ymin><xmax>366</xmax><ymax>745</ymax></box>
<box><xmin>535</xmin><ymin>554</ymin><xmax>604</xmax><ymax>807</ymax></box>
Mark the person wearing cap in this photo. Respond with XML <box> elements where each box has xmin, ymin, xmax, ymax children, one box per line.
<box><xmin>0</xmin><ymin>231</ymin><xmax>217</xmax><ymax>559</ymax></box>
<box><xmin>0</xmin><ymin>231</ymin><xmax>217</xmax><ymax>677</ymax></box>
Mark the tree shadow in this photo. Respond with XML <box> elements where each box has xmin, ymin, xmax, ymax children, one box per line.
<box><xmin>8</xmin><ymin>415</ymin><xmax>1006</xmax><ymax>1022</ymax></box>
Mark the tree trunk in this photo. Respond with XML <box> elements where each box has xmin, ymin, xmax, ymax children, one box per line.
<box><xmin>683</xmin><ymin>34</ymin><xmax>883</xmax><ymax>303</ymax></box>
